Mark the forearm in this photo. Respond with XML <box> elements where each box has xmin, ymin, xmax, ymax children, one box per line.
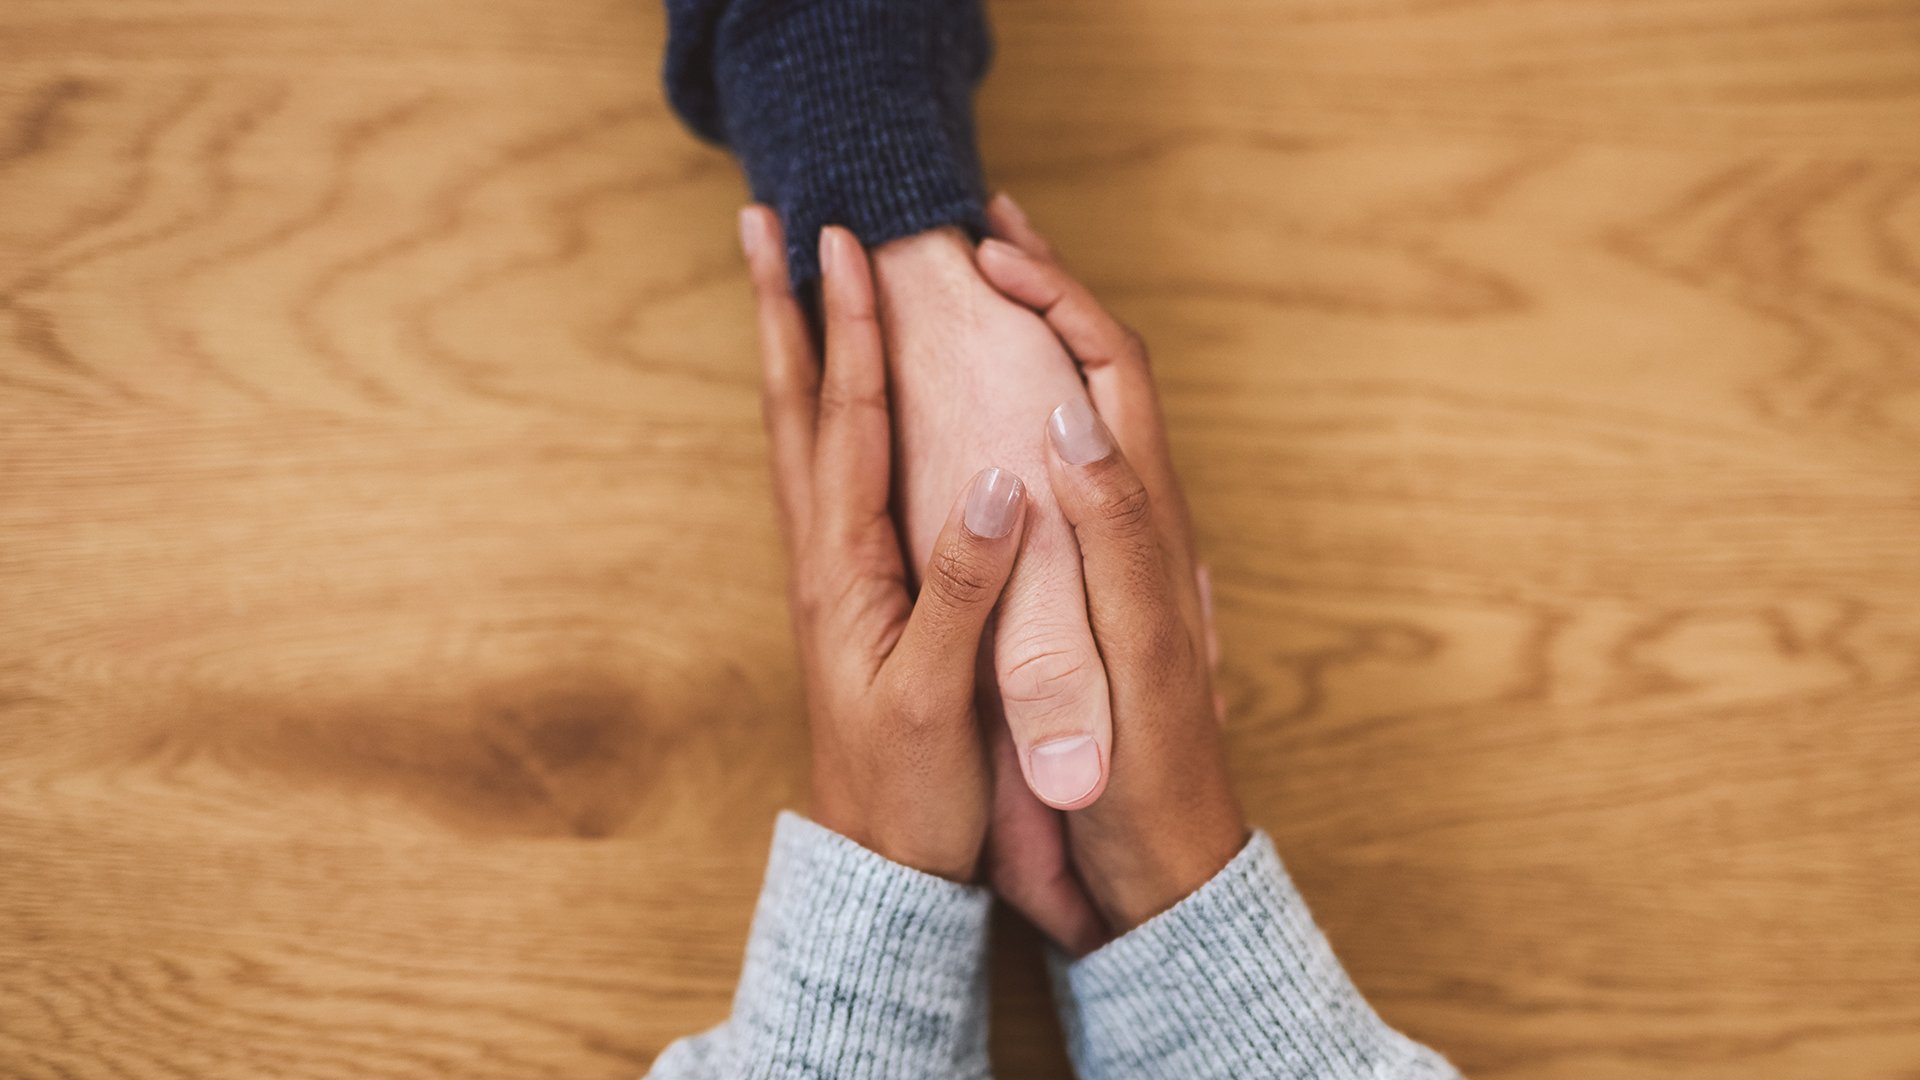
<box><xmin>1052</xmin><ymin>831</ymin><xmax>1462</xmax><ymax>1080</ymax></box>
<box><xmin>663</xmin><ymin>0</ymin><xmax>993</xmax><ymax>284</ymax></box>
<box><xmin>648</xmin><ymin>813</ymin><xmax>994</xmax><ymax>1080</ymax></box>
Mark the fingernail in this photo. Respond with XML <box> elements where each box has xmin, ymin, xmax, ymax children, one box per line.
<box><xmin>737</xmin><ymin>208</ymin><xmax>762</xmax><ymax>261</ymax></box>
<box><xmin>1030</xmin><ymin>735</ymin><xmax>1102</xmax><ymax>806</ymax></box>
<box><xmin>963</xmin><ymin>466</ymin><xmax>1023</xmax><ymax>539</ymax></box>
<box><xmin>1048</xmin><ymin>398</ymin><xmax>1114</xmax><ymax>465</ymax></box>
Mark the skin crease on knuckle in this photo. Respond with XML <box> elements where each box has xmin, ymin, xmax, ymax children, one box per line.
<box><xmin>925</xmin><ymin>533</ymin><xmax>1000</xmax><ymax>609</ymax></box>
<box><xmin>875</xmin><ymin>678</ymin><xmax>951</xmax><ymax>740</ymax></box>
<box><xmin>813</xmin><ymin>382</ymin><xmax>888</xmax><ymax>431</ymax></box>
<box><xmin>1086</xmin><ymin>468</ymin><xmax>1155</xmax><ymax>538</ymax></box>
<box><xmin>793</xmin><ymin>551</ymin><xmax>857</xmax><ymax>625</ymax></box>
<box><xmin>997</xmin><ymin>639</ymin><xmax>1094</xmax><ymax>710</ymax></box>
<box><xmin>805</xmin><ymin>531</ymin><xmax>902</xmax><ymax>604</ymax></box>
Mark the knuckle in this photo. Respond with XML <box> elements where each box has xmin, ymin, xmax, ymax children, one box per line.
<box><xmin>1118</xmin><ymin>324</ymin><xmax>1151</xmax><ymax>366</ymax></box>
<box><xmin>878</xmin><ymin>681</ymin><xmax>939</xmax><ymax>734</ymax></box>
<box><xmin>815</xmin><ymin>381</ymin><xmax>884</xmax><ymax>424</ymax></box>
<box><xmin>1089</xmin><ymin>474</ymin><xmax>1154</xmax><ymax>536</ymax></box>
<box><xmin>793</xmin><ymin>551</ymin><xmax>851</xmax><ymax>619</ymax></box>
<box><xmin>843</xmin><ymin>303</ymin><xmax>881</xmax><ymax>332</ymax></box>
<box><xmin>999</xmin><ymin>639</ymin><xmax>1095</xmax><ymax>709</ymax></box>
<box><xmin>824</xmin><ymin>308</ymin><xmax>883</xmax><ymax>349</ymax></box>
<box><xmin>925</xmin><ymin>537</ymin><xmax>1000</xmax><ymax>608</ymax></box>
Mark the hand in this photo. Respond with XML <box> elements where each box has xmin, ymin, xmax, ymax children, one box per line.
<box><xmin>868</xmin><ymin>228</ymin><xmax>1116</xmax><ymax>814</ymax></box>
<box><xmin>865</xmin><ymin>219</ymin><xmax>1113</xmax><ymax>952</ymax></box>
<box><xmin>742</xmin><ymin>207</ymin><xmax>1030</xmax><ymax>882</ymax></box>
<box><xmin>977</xmin><ymin>206</ymin><xmax>1248</xmax><ymax>932</ymax></box>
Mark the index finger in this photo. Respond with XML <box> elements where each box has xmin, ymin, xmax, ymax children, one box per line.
<box><xmin>811</xmin><ymin>225</ymin><xmax>893</xmax><ymax>542</ymax></box>
<box><xmin>977</xmin><ymin>231</ymin><xmax>1198</xmax><ymax>577</ymax></box>
<box><xmin>740</xmin><ymin>205</ymin><xmax>818</xmax><ymax>550</ymax></box>
<box><xmin>887</xmin><ymin>467</ymin><xmax>1028</xmax><ymax>703</ymax></box>
<box><xmin>1043</xmin><ymin>398</ymin><xmax>1198</xmax><ymax>676</ymax></box>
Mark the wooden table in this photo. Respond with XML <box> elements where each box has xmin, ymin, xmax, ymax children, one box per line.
<box><xmin>4</xmin><ymin>1</ymin><xmax>1917</xmax><ymax>1076</ymax></box>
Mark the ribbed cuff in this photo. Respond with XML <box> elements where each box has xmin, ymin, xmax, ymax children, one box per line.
<box><xmin>1050</xmin><ymin>831</ymin><xmax>1460</xmax><ymax>1080</ymax></box>
<box><xmin>722</xmin><ymin>812</ymin><xmax>994</xmax><ymax>1078</ymax></box>
<box><xmin>704</xmin><ymin>0</ymin><xmax>992</xmax><ymax>284</ymax></box>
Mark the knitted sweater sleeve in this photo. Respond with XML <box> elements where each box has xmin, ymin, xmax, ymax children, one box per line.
<box><xmin>662</xmin><ymin>0</ymin><xmax>994</xmax><ymax>286</ymax></box>
<box><xmin>646</xmin><ymin>812</ymin><xmax>994</xmax><ymax>1079</ymax></box>
<box><xmin>1050</xmin><ymin>830</ymin><xmax>1465</xmax><ymax>1080</ymax></box>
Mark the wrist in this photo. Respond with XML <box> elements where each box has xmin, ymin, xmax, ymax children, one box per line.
<box><xmin>870</xmin><ymin>227</ymin><xmax>984</xmax><ymax>293</ymax></box>
<box><xmin>1072</xmin><ymin>802</ymin><xmax>1248</xmax><ymax>933</ymax></box>
<box><xmin>811</xmin><ymin>786</ymin><xmax>984</xmax><ymax>884</ymax></box>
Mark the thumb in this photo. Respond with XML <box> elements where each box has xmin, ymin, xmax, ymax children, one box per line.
<box><xmin>888</xmin><ymin>467</ymin><xmax>1029</xmax><ymax>693</ymax></box>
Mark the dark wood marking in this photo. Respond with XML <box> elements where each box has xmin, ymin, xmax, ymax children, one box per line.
<box><xmin>0</xmin><ymin>77</ymin><xmax>94</xmax><ymax>171</ymax></box>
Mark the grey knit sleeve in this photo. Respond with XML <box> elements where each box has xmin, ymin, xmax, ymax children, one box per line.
<box><xmin>647</xmin><ymin>812</ymin><xmax>995</xmax><ymax>1080</ymax></box>
<box><xmin>1050</xmin><ymin>830</ymin><xmax>1463</xmax><ymax>1080</ymax></box>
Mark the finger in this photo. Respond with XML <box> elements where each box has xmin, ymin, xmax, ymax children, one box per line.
<box><xmin>889</xmin><ymin>467</ymin><xmax>1028</xmax><ymax>699</ymax></box>
<box><xmin>1044</xmin><ymin>398</ymin><xmax>1199</xmax><ymax>678</ymax></box>
<box><xmin>985</xmin><ymin>716</ymin><xmax>1110</xmax><ymax>956</ymax></box>
<box><xmin>1197</xmin><ymin>562</ymin><xmax>1226</xmax><ymax>725</ymax></box>
<box><xmin>812</xmin><ymin>225</ymin><xmax>893</xmax><ymax>541</ymax></box>
<box><xmin>976</xmin><ymin>237</ymin><xmax>1195</xmax><ymax>566</ymax></box>
<box><xmin>740</xmin><ymin>205</ymin><xmax>818</xmax><ymax>548</ymax></box>
<box><xmin>993</xmin><ymin>506</ymin><xmax>1113</xmax><ymax>812</ymax></box>
<box><xmin>976</xmin><ymin>237</ymin><xmax>1143</xmax><ymax>381</ymax></box>
<box><xmin>1196</xmin><ymin>562</ymin><xmax>1221</xmax><ymax>674</ymax></box>
<box><xmin>984</xmin><ymin>191</ymin><xmax>1056</xmax><ymax>261</ymax></box>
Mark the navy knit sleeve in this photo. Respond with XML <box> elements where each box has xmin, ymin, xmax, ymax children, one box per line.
<box><xmin>663</xmin><ymin>0</ymin><xmax>994</xmax><ymax>285</ymax></box>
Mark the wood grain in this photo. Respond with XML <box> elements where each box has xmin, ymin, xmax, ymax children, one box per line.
<box><xmin>3</xmin><ymin>0</ymin><xmax>1918</xmax><ymax>1076</ymax></box>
